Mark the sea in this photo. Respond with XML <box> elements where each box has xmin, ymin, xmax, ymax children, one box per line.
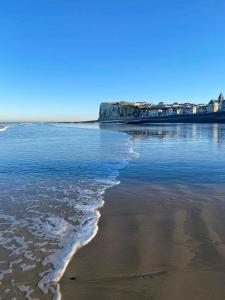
<box><xmin>0</xmin><ymin>123</ymin><xmax>134</xmax><ymax>299</ymax></box>
<box><xmin>1</xmin><ymin>122</ymin><xmax>225</xmax><ymax>299</ymax></box>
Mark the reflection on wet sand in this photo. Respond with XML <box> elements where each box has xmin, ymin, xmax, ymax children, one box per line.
<box><xmin>100</xmin><ymin>123</ymin><xmax>225</xmax><ymax>144</ymax></box>
<box><xmin>62</xmin><ymin>122</ymin><xmax>225</xmax><ymax>300</ymax></box>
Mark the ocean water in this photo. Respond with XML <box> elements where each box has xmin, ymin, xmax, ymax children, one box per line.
<box><xmin>0</xmin><ymin>123</ymin><xmax>133</xmax><ymax>299</ymax></box>
<box><xmin>1</xmin><ymin>122</ymin><xmax>225</xmax><ymax>299</ymax></box>
<box><xmin>102</xmin><ymin>123</ymin><xmax>225</xmax><ymax>202</ymax></box>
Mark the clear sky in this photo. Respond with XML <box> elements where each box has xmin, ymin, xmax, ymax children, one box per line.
<box><xmin>0</xmin><ymin>0</ymin><xmax>225</xmax><ymax>121</ymax></box>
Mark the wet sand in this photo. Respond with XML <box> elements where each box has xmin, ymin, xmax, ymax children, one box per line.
<box><xmin>61</xmin><ymin>182</ymin><xmax>225</xmax><ymax>300</ymax></box>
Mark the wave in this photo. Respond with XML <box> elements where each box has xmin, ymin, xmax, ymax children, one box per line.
<box><xmin>39</xmin><ymin>138</ymin><xmax>138</xmax><ymax>299</ymax></box>
<box><xmin>0</xmin><ymin>126</ymin><xmax>10</xmax><ymax>132</ymax></box>
<box><xmin>0</xmin><ymin>123</ymin><xmax>140</xmax><ymax>300</ymax></box>
<box><xmin>38</xmin><ymin>177</ymin><xmax>123</xmax><ymax>299</ymax></box>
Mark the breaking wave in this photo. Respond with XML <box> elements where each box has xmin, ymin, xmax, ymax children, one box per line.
<box><xmin>0</xmin><ymin>125</ymin><xmax>10</xmax><ymax>132</ymax></box>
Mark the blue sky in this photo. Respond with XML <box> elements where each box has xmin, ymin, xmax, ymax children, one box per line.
<box><xmin>0</xmin><ymin>0</ymin><xmax>225</xmax><ymax>121</ymax></box>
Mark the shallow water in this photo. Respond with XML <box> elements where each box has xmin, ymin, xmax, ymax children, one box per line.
<box><xmin>101</xmin><ymin>123</ymin><xmax>225</xmax><ymax>202</ymax></box>
<box><xmin>1</xmin><ymin>123</ymin><xmax>225</xmax><ymax>299</ymax></box>
<box><xmin>0</xmin><ymin>123</ymin><xmax>132</xmax><ymax>299</ymax></box>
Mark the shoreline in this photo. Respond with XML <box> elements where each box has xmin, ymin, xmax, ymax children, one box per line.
<box><xmin>60</xmin><ymin>178</ymin><xmax>225</xmax><ymax>300</ymax></box>
<box><xmin>52</xmin><ymin>133</ymin><xmax>133</xmax><ymax>299</ymax></box>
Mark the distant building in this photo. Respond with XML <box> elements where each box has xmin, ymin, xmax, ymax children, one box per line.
<box><xmin>182</xmin><ymin>105</ymin><xmax>197</xmax><ymax>115</ymax></box>
<box><xmin>174</xmin><ymin>108</ymin><xmax>182</xmax><ymax>115</ymax></box>
<box><xmin>222</xmin><ymin>100</ymin><xmax>225</xmax><ymax>112</ymax></box>
<box><xmin>217</xmin><ymin>93</ymin><xmax>224</xmax><ymax>111</ymax></box>
<box><xmin>207</xmin><ymin>100</ymin><xmax>219</xmax><ymax>113</ymax></box>
<box><xmin>134</xmin><ymin>102</ymin><xmax>148</xmax><ymax>107</ymax></box>
<box><xmin>166</xmin><ymin>108</ymin><xmax>175</xmax><ymax>116</ymax></box>
<box><xmin>164</xmin><ymin>107</ymin><xmax>181</xmax><ymax>116</ymax></box>
<box><xmin>207</xmin><ymin>93</ymin><xmax>224</xmax><ymax>113</ymax></box>
<box><xmin>99</xmin><ymin>92</ymin><xmax>225</xmax><ymax>121</ymax></box>
<box><xmin>147</xmin><ymin>109</ymin><xmax>159</xmax><ymax>117</ymax></box>
<box><xmin>197</xmin><ymin>104</ymin><xmax>207</xmax><ymax>114</ymax></box>
<box><xmin>218</xmin><ymin>93</ymin><xmax>224</xmax><ymax>103</ymax></box>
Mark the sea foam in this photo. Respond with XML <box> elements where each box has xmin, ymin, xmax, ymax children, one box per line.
<box><xmin>0</xmin><ymin>125</ymin><xmax>10</xmax><ymax>132</ymax></box>
<box><xmin>0</xmin><ymin>123</ymin><xmax>137</xmax><ymax>299</ymax></box>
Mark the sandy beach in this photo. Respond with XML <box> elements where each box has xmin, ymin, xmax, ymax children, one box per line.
<box><xmin>61</xmin><ymin>180</ymin><xmax>225</xmax><ymax>300</ymax></box>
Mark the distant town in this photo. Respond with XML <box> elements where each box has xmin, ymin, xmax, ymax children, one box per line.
<box><xmin>99</xmin><ymin>93</ymin><xmax>225</xmax><ymax>122</ymax></box>
<box><xmin>131</xmin><ymin>92</ymin><xmax>224</xmax><ymax>116</ymax></box>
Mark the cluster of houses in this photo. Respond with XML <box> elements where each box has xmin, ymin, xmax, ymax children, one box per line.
<box><xmin>132</xmin><ymin>93</ymin><xmax>225</xmax><ymax>118</ymax></box>
<box><xmin>99</xmin><ymin>93</ymin><xmax>225</xmax><ymax>121</ymax></box>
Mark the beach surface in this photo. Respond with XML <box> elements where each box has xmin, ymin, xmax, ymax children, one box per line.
<box><xmin>61</xmin><ymin>180</ymin><xmax>225</xmax><ymax>300</ymax></box>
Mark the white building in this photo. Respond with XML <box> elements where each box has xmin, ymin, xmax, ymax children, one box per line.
<box><xmin>182</xmin><ymin>105</ymin><xmax>197</xmax><ymax>115</ymax></box>
<box><xmin>207</xmin><ymin>93</ymin><xmax>224</xmax><ymax>113</ymax></box>
<box><xmin>207</xmin><ymin>100</ymin><xmax>219</xmax><ymax>113</ymax></box>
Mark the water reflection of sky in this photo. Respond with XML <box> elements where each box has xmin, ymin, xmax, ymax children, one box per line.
<box><xmin>100</xmin><ymin>123</ymin><xmax>225</xmax><ymax>185</ymax></box>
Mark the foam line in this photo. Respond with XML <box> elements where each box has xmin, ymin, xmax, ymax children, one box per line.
<box><xmin>0</xmin><ymin>126</ymin><xmax>10</xmax><ymax>132</ymax></box>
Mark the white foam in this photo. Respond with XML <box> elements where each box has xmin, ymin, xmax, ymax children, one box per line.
<box><xmin>16</xmin><ymin>285</ymin><xmax>38</xmax><ymax>300</ymax></box>
<box><xmin>19</xmin><ymin>264</ymin><xmax>36</xmax><ymax>272</ymax></box>
<box><xmin>29</xmin><ymin>216</ymin><xmax>74</xmax><ymax>240</ymax></box>
<box><xmin>9</xmin><ymin>259</ymin><xmax>23</xmax><ymax>268</ymax></box>
<box><xmin>38</xmin><ymin>212</ymin><xmax>100</xmax><ymax>299</ymax></box>
<box><xmin>0</xmin><ymin>126</ymin><xmax>10</xmax><ymax>132</ymax></box>
<box><xmin>0</xmin><ymin>124</ymin><xmax>137</xmax><ymax>300</ymax></box>
<box><xmin>36</xmin><ymin>133</ymin><xmax>137</xmax><ymax>299</ymax></box>
<box><xmin>35</xmin><ymin>176</ymin><xmax>121</xmax><ymax>298</ymax></box>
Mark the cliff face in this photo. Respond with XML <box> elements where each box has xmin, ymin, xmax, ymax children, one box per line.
<box><xmin>99</xmin><ymin>102</ymin><xmax>141</xmax><ymax>121</ymax></box>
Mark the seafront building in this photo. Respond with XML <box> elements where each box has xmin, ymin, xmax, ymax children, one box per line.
<box><xmin>207</xmin><ymin>93</ymin><xmax>224</xmax><ymax>113</ymax></box>
<box><xmin>207</xmin><ymin>100</ymin><xmax>219</xmax><ymax>113</ymax></box>
<box><xmin>99</xmin><ymin>93</ymin><xmax>225</xmax><ymax>121</ymax></box>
